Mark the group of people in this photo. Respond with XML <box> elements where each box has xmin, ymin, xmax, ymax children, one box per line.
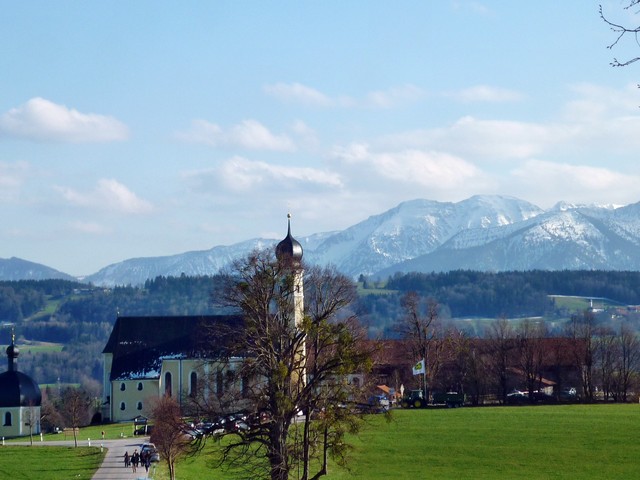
<box><xmin>123</xmin><ymin>448</ymin><xmax>152</xmax><ymax>473</ymax></box>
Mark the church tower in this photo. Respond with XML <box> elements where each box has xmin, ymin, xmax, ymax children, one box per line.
<box><xmin>0</xmin><ymin>331</ymin><xmax>42</xmax><ymax>437</ymax></box>
<box><xmin>275</xmin><ymin>214</ymin><xmax>306</xmax><ymax>388</ymax></box>
<box><xmin>275</xmin><ymin>213</ymin><xmax>304</xmax><ymax>328</ymax></box>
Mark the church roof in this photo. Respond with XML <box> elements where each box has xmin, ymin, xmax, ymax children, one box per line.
<box><xmin>103</xmin><ymin>315</ymin><xmax>244</xmax><ymax>381</ymax></box>
<box><xmin>0</xmin><ymin>336</ymin><xmax>41</xmax><ymax>408</ymax></box>
<box><xmin>0</xmin><ymin>370</ymin><xmax>42</xmax><ymax>407</ymax></box>
<box><xmin>276</xmin><ymin>214</ymin><xmax>303</xmax><ymax>265</ymax></box>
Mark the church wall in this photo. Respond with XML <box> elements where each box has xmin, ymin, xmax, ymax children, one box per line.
<box><xmin>0</xmin><ymin>406</ymin><xmax>41</xmax><ymax>438</ymax></box>
<box><xmin>110</xmin><ymin>378</ymin><xmax>159</xmax><ymax>423</ymax></box>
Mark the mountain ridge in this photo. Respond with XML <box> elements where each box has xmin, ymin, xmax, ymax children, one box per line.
<box><xmin>3</xmin><ymin>195</ymin><xmax>640</xmax><ymax>286</ymax></box>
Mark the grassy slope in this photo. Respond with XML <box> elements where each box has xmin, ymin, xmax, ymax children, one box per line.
<box><xmin>159</xmin><ymin>404</ymin><xmax>640</xmax><ymax>480</ymax></box>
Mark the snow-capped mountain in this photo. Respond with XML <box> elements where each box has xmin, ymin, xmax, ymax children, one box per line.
<box><xmin>379</xmin><ymin>202</ymin><xmax>640</xmax><ymax>276</ymax></box>
<box><xmin>304</xmin><ymin>195</ymin><xmax>543</xmax><ymax>277</ymax></box>
<box><xmin>4</xmin><ymin>195</ymin><xmax>640</xmax><ymax>285</ymax></box>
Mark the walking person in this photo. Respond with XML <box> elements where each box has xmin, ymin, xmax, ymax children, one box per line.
<box><xmin>131</xmin><ymin>449</ymin><xmax>139</xmax><ymax>473</ymax></box>
<box><xmin>124</xmin><ymin>451</ymin><xmax>130</xmax><ymax>468</ymax></box>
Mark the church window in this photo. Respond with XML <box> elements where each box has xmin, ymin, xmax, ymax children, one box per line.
<box><xmin>190</xmin><ymin>372</ymin><xmax>197</xmax><ymax>397</ymax></box>
<box><xmin>137</xmin><ymin>402</ymin><xmax>143</xmax><ymax>411</ymax></box>
<box><xmin>120</xmin><ymin>382</ymin><xmax>126</xmax><ymax>391</ymax></box>
<box><xmin>137</xmin><ymin>382</ymin><xmax>143</xmax><ymax>391</ymax></box>
<box><xmin>3</xmin><ymin>412</ymin><xmax>11</xmax><ymax>426</ymax></box>
<box><xmin>216</xmin><ymin>370</ymin><xmax>224</xmax><ymax>395</ymax></box>
<box><xmin>242</xmin><ymin>375</ymin><xmax>249</xmax><ymax>398</ymax></box>
<box><xmin>165</xmin><ymin>372</ymin><xmax>172</xmax><ymax>397</ymax></box>
<box><xmin>120</xmin><ymin>402</ymin><xmax>126</xmax><ymax>411</ymax></box>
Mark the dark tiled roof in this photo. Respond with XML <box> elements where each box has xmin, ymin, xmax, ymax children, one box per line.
<box><xmin>104</xmin><ymin>315</ymin><xmax>243</xmax><ymax>381</ymax></box>
<box><xmin>0</xmin><ymin>370</ymin><xmax>42</xmax><ymax>407</ymax></box>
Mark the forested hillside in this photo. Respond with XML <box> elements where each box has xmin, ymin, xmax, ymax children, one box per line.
<box><xmin>2</xmin><ymin>270</ymin><xmax>640</xmax><ymax>386</ymax></box>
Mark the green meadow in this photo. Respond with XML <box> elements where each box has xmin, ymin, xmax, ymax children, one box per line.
<box><xmin>0</xmin><ymin>446</ymin><xmax>103</xmax><ymax>480</ymax></box>
<box><xmin>156</xmin><ymin>404</ymin><xmax>640</xmax><ymax>480</ymax></box>
<box><xmin>2</xmin><ymin>404</ymin><xmax>640</xmax><ymax>479</ymax></box>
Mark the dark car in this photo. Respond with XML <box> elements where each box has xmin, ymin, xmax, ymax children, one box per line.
<box><xmin>140</xmin><ymin>442</ymin><xmax>160</xmax><ymax>462</ymax></box>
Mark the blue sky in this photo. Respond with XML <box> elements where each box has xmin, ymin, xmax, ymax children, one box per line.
<box><xmin>1</xmin><ymin>1</ymin><xmax>639</xmax><ymax>276</ymax></box>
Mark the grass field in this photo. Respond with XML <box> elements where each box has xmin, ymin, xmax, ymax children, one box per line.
<box><xmin>3</xmin><ymin>404</ymin><xmax>640</xmax><ymax>479</ymax></box>
<box><xmin>0</xmin><ymin>447</ymin><xmax>103</xmax><ymax>480</ymax></box>
<box><xmin>151</xmin><ymin>404</ymin><xmax>640</xmax><ymax>480</ymax></box>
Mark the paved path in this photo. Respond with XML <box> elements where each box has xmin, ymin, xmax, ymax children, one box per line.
<box><xmin>90</xmin><ymin>437</ymin><xmax>158</xmax><ymax>480</ymax></box>
<box><xmin>13</xmin><ymin>436</ymin><xmax>158</xmax><ymax>479</ymax></box>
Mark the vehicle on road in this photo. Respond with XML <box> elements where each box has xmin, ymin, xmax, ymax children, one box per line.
<box><xmin>140</xmin><ymin>442</ymin><xmax>160</xmax><ymax>462</ymax></box>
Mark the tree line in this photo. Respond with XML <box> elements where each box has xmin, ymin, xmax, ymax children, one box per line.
<box><xmin>3</xmin><ymin>270</ymin><xmax>640</xmax><ymax>385</ymax></box>
<box><xmin>395</xmin><ymin>292</ymin><xmax>640</xmax><ymax>405</ymax></box>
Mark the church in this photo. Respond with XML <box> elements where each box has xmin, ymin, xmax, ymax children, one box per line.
<box><xmin>101</xmin><ymin>216</ymin><xmax>304</xmax><ymax>422</ymax></box>
<box><xmin>0</xmin><ymin>332</ymin><xmax>42</xmax><ymax>437</ymax></box>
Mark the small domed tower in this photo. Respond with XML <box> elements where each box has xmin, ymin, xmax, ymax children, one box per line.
<box><xmin>275</xmin><ymin>213</ymin><xmax>304</xmax><ymax>329</ymax></box>
<box><xmin>0</xmin><ymin>331</ymin><xmax>42</xmax><ymax>437</ymax></box>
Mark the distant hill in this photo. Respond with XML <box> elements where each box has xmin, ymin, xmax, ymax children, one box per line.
<box><xmin>0</xmin><ymin>257</ymin><xmax>76</xmax><ymax>281</ymax></box>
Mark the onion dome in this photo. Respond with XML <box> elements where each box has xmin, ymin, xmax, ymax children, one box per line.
<box><xmin>0</xmin><ymin>337</ymin><xmax>41</xmax><ymax>407</ymax></box>
<box><xmin>0</xmin><ymin>371</ymin><xmax>42</xmax><ymax>407</ymax></box>
<box><xmin>276</xmin><ymin>213</ymin><xmax>303</xmax><ymax>266</ymax></box>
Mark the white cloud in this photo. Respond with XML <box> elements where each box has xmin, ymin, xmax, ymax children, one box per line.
<box><xmin>264</xmin><ymin>82</ymin><xmax>424</xmax><ymax>109</ymax></box>
<box><xmin>378</xmin><ymin>116</ymin><xmax>565</xmax><ymax>160</ymax></box>
<box><xmin>365</xmin><ymin>84</ymin><xmax>426</xmax><ymax>108</ymax></box>
<box><xmin>448</xmin><ymin>85</ymin><xmax>524</xmax><ymax>103</ymax></box>
<box><xmin>0</xmin><ymin>98</ymin><xmax>129</xmax><ymax>143</ymax></box>
<box><xmin>183</xmin><ymin>156</ymin><xmax>343</xmax><ymax>193</ymax></box>
<box><xmin>263</xmin><ymin>82</ymin><xmax>337</xmax><ymax>107</ymax></box>
<box><xmin>69</xmin><ymin>221</ymin><xmax>112</xmax><ymax>235</ymax></box>
<box><xmin>0</xmin><ymin>161</ymin><xmax>30</xmax><ymax>191</ymax></box>
<box><xmin>563</xmin><ymin>83</ymin><xmax>640</xmax><ymax>122</ymax></box>
<box><xmin>332</xmin><ymin>143</ymin><xmax>489</xmax><ymax>190</ymax></box>
<box><xmin>509</xmin><ymin>159</ymin><xmax>640</xmax><ymax>207</ymax></box>
<box><xmin>56</xmin><ymin>179</ymin><xmax>153</xmax><ymax>214</ymax></box>
<box><xmin>176</xmin><ymin>119</ymin><xmax>296</xmax><ymax>151</ymax></box>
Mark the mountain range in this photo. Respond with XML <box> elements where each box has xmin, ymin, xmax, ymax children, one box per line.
<box><xmin>3</xmin><ymin>195</ymin><xmax>640</xmax><ymax>286</ymax></box>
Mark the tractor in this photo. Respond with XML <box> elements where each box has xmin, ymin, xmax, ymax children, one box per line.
<box><xmin>401</xmin><ymin>389</ymin><xmax>428</xmax><ymax>408</ymax></box>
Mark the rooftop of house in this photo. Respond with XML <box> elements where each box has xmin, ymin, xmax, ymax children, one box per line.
<box><xmin>103</xmin><ymin>315</ymin><xmax>243</xmax><ymax>381</ymax></box>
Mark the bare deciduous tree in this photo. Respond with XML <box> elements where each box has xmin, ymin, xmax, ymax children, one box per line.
<box><xmin>397</xmin><ymin>292</ymin><xmax>444</xmax><ymax>394</ymax></box>
<box><xmin>566</xmin><ymin>310</ymin><xmax>597</xmax><ymax>402</ymax></box>
<box><xmin>150</xmin><ymin>395</ymin><xmax>192</xmax><ymax>480</ymax></box>
<box><xmin>612</xmin><ymin>323</ymin><xmax>640</xmax><ymax>402</ymax></box>
<box><xmin>201</xmin><ymin>250</ymin><xmax>371</xmax><ymax>480</ymax></box>
<box><xmin>60</xmin><ymin>387</ymin><xmax>92</xmax><ymax>448</ymax></box>
<box><xmin>486</xmin><ymin>317</ymin><xmax>515</xmax><ymax>404</ymax></box>
<box><xmin>600</xmin><ymin>1</ymin><xmax>640</xmax><ymax>67</ymax></box>
<box><xmin>515</xmin><ymin>319</ymin><xmax>547</xmax><ymax>403</ymax></box>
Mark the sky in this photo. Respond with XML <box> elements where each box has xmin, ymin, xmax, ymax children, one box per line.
<box><xmin>1</xmin><ymin>1</ymin><xmax>640</xmax><ymax>277</ymax></box>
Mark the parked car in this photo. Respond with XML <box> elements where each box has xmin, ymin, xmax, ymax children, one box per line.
<box><xmin>558</xmin><ymin>387</ymin><xmax>579</xmax><ymax>402</ymax></box>
<box><xmin>368</xmin><ymin>394</ymin><xmax>390</xmax><ymax>412</ymax></box>
<box><xmin>140</xmin><ymin>442</ymin><xmax>160</xmax><ymax>462</ymax></box>
<box><xmin>182</xmin><ymin>426</ymin><xmax>204</xmax><ymax>439</ymax></box>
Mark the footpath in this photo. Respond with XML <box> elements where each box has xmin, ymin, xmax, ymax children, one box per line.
<box><xmin>90</xmin><ymin>436</ymin><xmax>157</xmax><ymax>480</ymax></box>
<box><xmin>12</xmin><ymin>435</ymin><xmax>157</xmax><ymax>480</ymax></box>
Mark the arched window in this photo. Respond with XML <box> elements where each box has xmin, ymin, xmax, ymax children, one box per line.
<box><xmin>3</xmin><ymin>412</ymin><xmax>11</xmax><ymax>426</ymax></box>
<box><xmin>216</xmin><ymin>370</ymin><xmax>224</xmax><ymax>395</ymax></box>
<box><xmin>137</xmin><ymin>382</ymin><xmax>143</xmax><ymax>391</ymax></box>
<box><xmin>137</xmin><ymin>402</ymin><xmax>143</xmax><ymax>411</ymax></box>
<box><xmin>120</xmin><ymin>402</ymin><xmax>126</xmax><ymax>411</ymax></box>
<box><xmin>242</xmin><ymin>375</ymin><xmax>249</xmax><ymax>398</ymax></box>
<box><xmin>190</xmin><ymin>372</ymin><xmax>197</xmax><ymax>397</ymax></box>
<box><xmin>120</xmin><ymin>382</ymin><xmax>126</xmax><ymax>391</ymax></box>
<box><xmin>165</xmin><ymin>372</ymin><xmax>172</xmax><ymax>397</ymax></box>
